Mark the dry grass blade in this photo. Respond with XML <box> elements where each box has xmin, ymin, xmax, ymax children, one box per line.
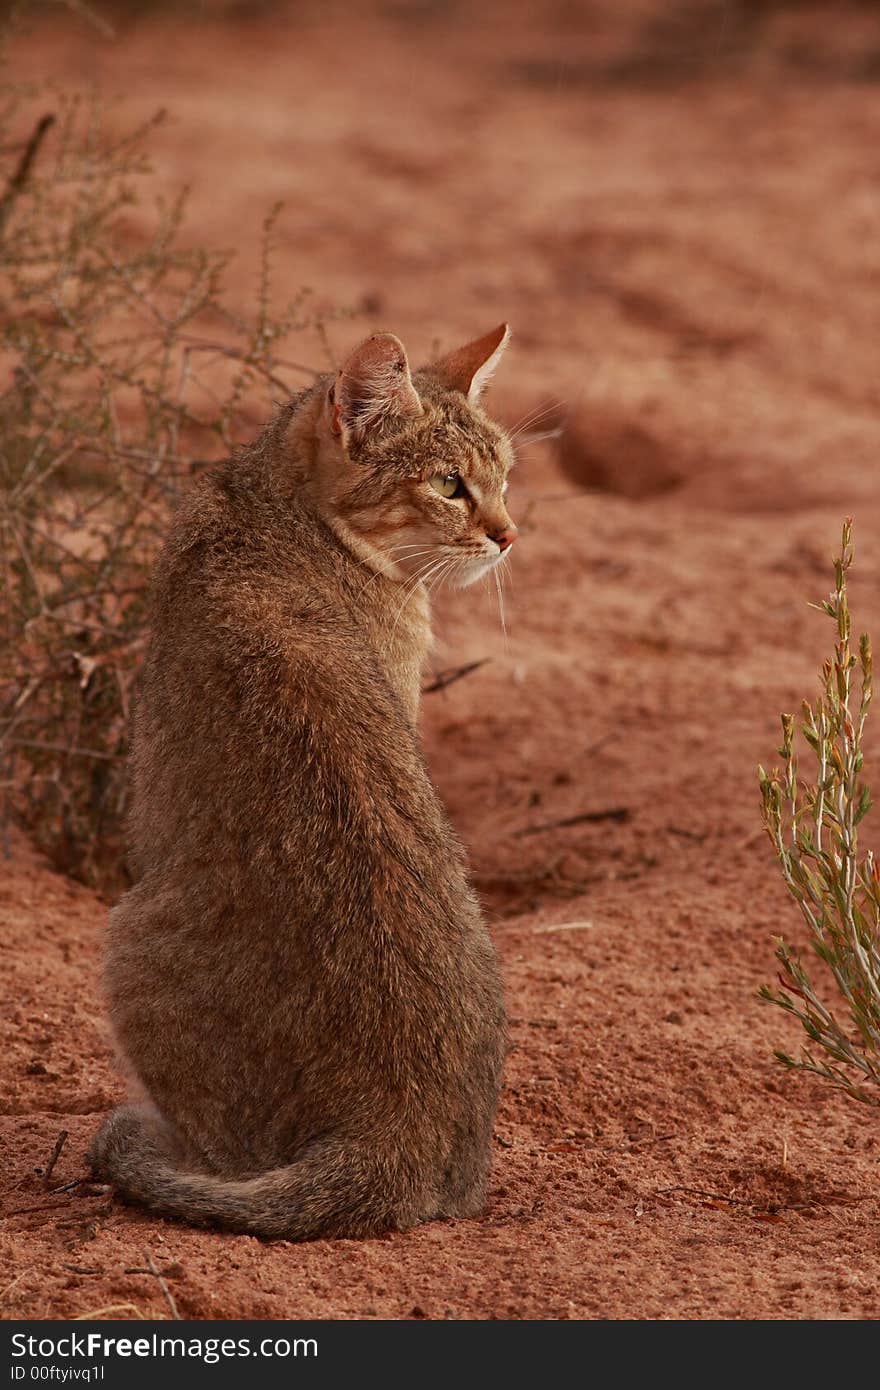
<box><xmin>0</xmin><ymin>1268</ymin><xmax>32</xmax><ymax>1303</ymax></box>
<box><xmin>532</xmin><ymin>919</ymin><xmax>597</xmax><ymax>934</ymax></box>
<box><xmin>74</xmin><ymin>1303</ymin><xmax>150</xmax><ymax>1321</ymax></box>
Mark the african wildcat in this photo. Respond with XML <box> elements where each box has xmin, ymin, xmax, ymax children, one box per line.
<box><xmin>88</xmin><ymin>324</ymin><xmax>518</xmax><ymax>1240</ymax></box>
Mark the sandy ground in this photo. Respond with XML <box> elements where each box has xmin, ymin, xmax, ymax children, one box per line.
<box><xmin>3</xmin><ymin>1</ymin><xmax>880</xmax><ymax>1320</ymax></box>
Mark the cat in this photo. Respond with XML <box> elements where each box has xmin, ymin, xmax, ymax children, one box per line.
<box><xmin>88</xmin><ymin>324</ymin><xmax>518</xmax><ymax>1240</ymax></box>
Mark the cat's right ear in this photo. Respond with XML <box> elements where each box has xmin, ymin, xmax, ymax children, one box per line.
<box><xmin>331</xmin><ymin>333</ymin><xmax>423</xmax><ymax>447</ymax></box>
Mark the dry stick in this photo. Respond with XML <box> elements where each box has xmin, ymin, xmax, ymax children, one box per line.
<box><xmin>12</xmin><ymin>739</ymin><xmax>123</xmax><ymax>761</ymax></box>
<box><xmin>42</xmin><ymin>1130</ymin><xmax>69</xmax><ymax>1188</ymax></box>
<box><xmin>515</xmin><ymin>806</ymin><xmax>631</xmax><ymax>838</ymax></box>
<box><xmin>656</xmin><ymin>1183</ymin><xmax>863</xmax><ymax>1215</ymax></box>
<box><xmin>583</xmin><ymin>731</ymin><xmax>617</xmax><ymax>758</ymax></box>
<box><xmin>0</xmin><ymin>770</ymin><xmax>10</xmax><ymax>860</ymax></box>
<box><xmin>657</xmin><ymin>1185</ymin><xmax>748</xmax><ymax>1207</ymax></box>
<box><xmin>49</xmin><ymin>1179</ymin><xmax>83</xmax><ymax>1195</ymax></box>
<box><xmin>5</xmin><ymin>1198</ymin><xmax>73</xmax><ymax>1217</ymax></box>
<box><xmin>532</xmin><ymin>920</ymin><xmax>597</xmax><ymax>934</ymax></box>
<box><xmin>0</xmin><ymin>1269</ymin><xmax>32</xmax><ymax>1303</ymax></box>
<box><xmin>603</xmin><ymin>1131</ymin><xmax>676</xmax><ymax>1154</ymax></box>
<box><xmin>422</xmin><ymin>659</ymin><xmax>490</xmax><ymax>695</ymax></box>
<box><xmin>544</xmin><ymin>1132</ymin><xmax>676</xmax><ymax>1156</ymax></box>
<box><xmin>144</xmin><ymin>1251</ymin><xmax>181</xmax><ymax>1321</ymax></box>
<box><xmin>0</xmin><ymin>113</ymin><xmax>56</xmax><ymax>236</ymax></box>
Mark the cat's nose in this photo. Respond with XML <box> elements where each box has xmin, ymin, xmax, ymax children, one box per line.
<box><xmin>491</xmin><ymin>525</ymin><xmax>518</xmax><ymax>553</ymax></box>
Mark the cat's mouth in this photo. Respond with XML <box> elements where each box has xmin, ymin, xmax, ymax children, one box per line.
<box><xmin>391</xmin><ymin>543</ymin><xmax>510</xmax><ymax>591</ymax></box>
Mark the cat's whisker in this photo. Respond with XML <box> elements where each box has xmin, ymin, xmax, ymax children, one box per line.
<box><xmin>353</xmin><ymin>545</ymin><xmax>439</xmax><ymax>601</ymax></box>
<box><xmin>510</xmin><ymin>397</ymin><xmax>564</xmax><ymax>433</ymax></box>
<box><xmin>351</xmin><ymin>541</ymin><xmax>436</xmax><ymax>574</ymax></box>
<box><xmin>507</xmin><ymin>399</ymin><xmax>565</xmax><ymax>443</ymax></box>
<box><xmin>424</xmin><ymin>571</ymin><xmax>444</xmax><ymax>602</ymax></box>
<box><xmin>435</xmin><ymin>551</ymin><xmax>472</xmax><ymax>591</ymax></box>
<box><xmin>388</xmin><ymin>555</ymin><xmax>445</xmax><ymax>638</ymax></box>
<box><xmin>427</xmin><ymin>557</ymin><xmax>457</xmax><ymax>597</ymax></box>
<box><xmin>493</xmin><ymin>563</ymin><xmax>507</xmax><ymax>643</ymax></box>
<box><xmin>354</xmin><ymin>563</ymin><xmax>397</xmax><ymax>601</ymax></box>
<box><xmin>388</xmin><ymin>559</ymin><xmax>431</xmax><ymax>611</ymax></box>
<box><xmin>403</xmin><ymin>556</ymin><xmax>450</xmax><ymax>611</ymax></box>
<box><xmin>515</xmin><ymin>425</ymin><xmax>564</xmax><ymax>446</ymax></box>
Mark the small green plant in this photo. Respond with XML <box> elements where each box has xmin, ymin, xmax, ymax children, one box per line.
<box><xmin>759</xmin><ymin>519</ymin><xmax>880</xmax><ymax>1105</ymax></box>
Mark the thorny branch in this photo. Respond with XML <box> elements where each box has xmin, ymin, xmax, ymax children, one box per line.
<box><xmin>0</xmin><ymin>112</ymin><xmax>55</xmax><ymax>236</ymax></box>
<box><xmin>0</xmin><ymin>83</ymin><xmax>347</xmax><ymax>887</ymax></box>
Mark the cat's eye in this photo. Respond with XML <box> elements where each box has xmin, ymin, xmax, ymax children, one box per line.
<box><xmin>428</xmin><ymin>472</ymin><xmax>466</xmax><ymax>500</ymax></box>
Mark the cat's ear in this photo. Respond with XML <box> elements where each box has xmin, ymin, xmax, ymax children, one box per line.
<box><xmin>427</xmin><ymin>323</ymin><xmax>510</xmax><ymax>404</ymax></box>
<box><xmin>332</xmin><ymin>333</ymin><xmax>423</xmax><ymax>445</ymax></box>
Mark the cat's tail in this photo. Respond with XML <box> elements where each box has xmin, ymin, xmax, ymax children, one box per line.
<box><xmin>88</xmin><ymin>1104</ymin><xmax>424</xmax><ymax>1240</ymax></box>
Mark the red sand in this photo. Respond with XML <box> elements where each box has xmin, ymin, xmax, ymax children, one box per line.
<box><xmin>2</xmin><ymin>2</ymin><xmax>880</xmax><ymax>1320</ymax></box>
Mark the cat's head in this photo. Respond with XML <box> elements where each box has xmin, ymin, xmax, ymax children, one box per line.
<box><xmin>309</xmin><ymin>326</ymin><xmax>517</xmax><ymax>589</ymax></box>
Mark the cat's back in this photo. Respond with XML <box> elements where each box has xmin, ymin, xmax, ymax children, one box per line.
<box><xmin>150</xmin><ymin>456</ymin><xmax>348</xmax><ymax>662</ymax></box>
<box><xmin>145</xmin><ymin>453</ymin><xmax>398</xmax><ymax>732</ymax></box>
<box><xmin>130</xmin><ymin>453</ymin><xmax>437</xmax><ymax>887</ymax></box>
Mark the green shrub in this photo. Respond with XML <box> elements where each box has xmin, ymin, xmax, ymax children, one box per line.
<box><xmin>759</xmin><ymin>520</ymin><xmax>880</xmax><ymax>1105</ymax></box>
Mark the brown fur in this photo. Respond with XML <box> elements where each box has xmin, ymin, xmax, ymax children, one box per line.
<box><xmin>88</xmin><ymin>327</ymin><xmax>517</xmax><ymax>1240</ymax></box>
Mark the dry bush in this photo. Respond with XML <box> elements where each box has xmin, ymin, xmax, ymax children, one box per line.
<box><xmin>0</xmin><ymin>72</ymin><xmax>346</xmax><ymax>889</ymax></box>
<box><xmin>760</xmin><ymin>520</ymin><xmax>880</xmax><ymax>1105</ymax></box>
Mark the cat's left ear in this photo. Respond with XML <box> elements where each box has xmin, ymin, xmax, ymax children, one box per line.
<box><xmin>332</xmin><ymin>333</ymin><xmax>423</xmax><ymax>445</ymax></box>
<box><xmin>427</xmin><ymin>323</ymin><xmax>510</xmax><ymax>404</ymax></box>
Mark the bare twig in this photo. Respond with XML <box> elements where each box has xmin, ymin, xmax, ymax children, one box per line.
<box><xmin>41</xmin><ymin>1129</ymin><xmax>69</xmax><ymax>1188</ymax></box>
<box><xmin>142</xmin><ymin>1251</ymin><xmax>181</xmax><ymax>1321</ymax></box>
<box><xmin>0</xmin><ymin>113</ymin><xmax>55</xmax><ymax>236</ymax></box>
<box><xmin>5</xmin><ymin>1198</ymin><xmax>75</xmax><ymax>1217</ymax></box>
<box><xmin>422</xmin><ymin>659</ymin><xmax>490</xmax><ymax>695</ymax></box>
<box><xmin>657</xmin><ymin>1186</ymin><xmax>748</xmax><ymax>1207</ymax></box>
<box><xmin>49</xmin><ymin>1178</ymin><xmax>87</xmax><ymax>1195</ymax></box>
<box><xmin>583</xmin><ymin>732</ymin><xmax>617</xmax><ymax>758</ymax></box>
<box><xmin>515</xmin><ymin>806</ymin><xmax>631</xmax><ymax>838</ymax></box>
